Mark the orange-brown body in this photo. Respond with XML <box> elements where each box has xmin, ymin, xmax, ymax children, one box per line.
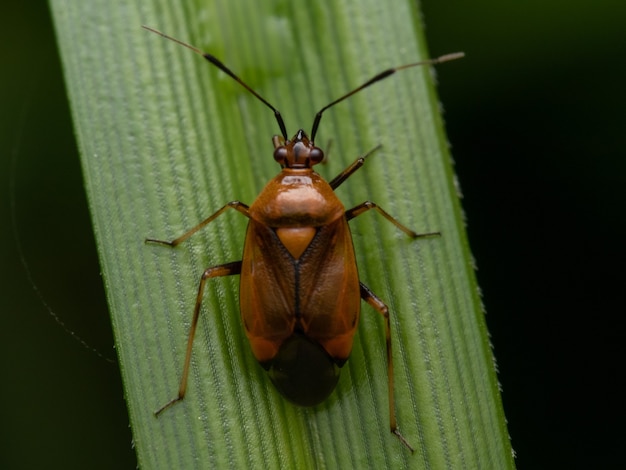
<box><xmin>239</xmin><ymin>131</ymin><xmax>361</xmax><ymax>405</ymax></box>
<box><xmin>241</xmin><ymin>169</ymin><xmax>360</xmax><ymax>364</ymax></box>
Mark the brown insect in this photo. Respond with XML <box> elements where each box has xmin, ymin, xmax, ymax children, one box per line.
<box><xmin>143</xmin><ymin>25</ymin><xmax>463</xmax><ymax>451</ymax></box>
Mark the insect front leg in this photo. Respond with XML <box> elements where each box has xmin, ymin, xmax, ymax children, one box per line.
<box><xmin>345</xmin><ymin>201</ymin><xmax>440</xmax><ymax>239</ymax></box>
<box><xmin>145</xmin><ymin>201</ymin><xmax>250</xmax><ymax>247</ymax></box>
<box><xmin>360</xmin><ymin>282</ymin><xmax>414</xmax><ymax>453</ymax></box>
<box><xmin>155</xmin><ymin>261</ymin><xmax>242</xmax><ymax>416</ymax></box>
<box><xmin>328</xmin><ymin>145</ymin><xmax>382</xmax><ymax>190</ymax></box>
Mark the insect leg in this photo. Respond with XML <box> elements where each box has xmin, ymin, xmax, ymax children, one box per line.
<box><xmin>329</xmin><ymin>145</ymin><xmax>382</xmax><ymax>190</ymax></box>
<box><xmin>360</xmin><ymin>282</ymin><xmax>414</xmax><ymax>453</ymax></box>
<box><xmin>145</xmin><ymin>201</ymin><xmax>250</xmax><ymax>247</ymax></box>
<box><xmin>345</xmin><ymin>201</ymin><xmax>440</xmax><ymax>238</ymax></box>
<box><xmin>155</xmin><ymin>260</ymin><xmax>242</xmax><ymax>416</ymax></box>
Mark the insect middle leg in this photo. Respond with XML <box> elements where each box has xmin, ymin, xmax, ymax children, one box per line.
<box><xmin>155</xmin><ymin>260</ymin><xmax>242</xmax><ymax>416</ymax></box>
<box><xmin>360</xmin><ymin>282</ymin><xmax>414</xmax><ymax>453</ymax></box>
<box><xmin>145</xmin><ymin>200</ymin><xmax>250</xmax><ymax>247</ymax></box>
<box><xmin>345</xmin><ymin>201</ymin><xmax>440</xmax><ymax>239</ymax></box>
<box><xmin>331</xmin><ymin>146</ymin><xmax>440</xmax><ymax>239</ymax></box>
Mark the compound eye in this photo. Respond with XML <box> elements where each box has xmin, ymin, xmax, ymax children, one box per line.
<box><xmin>273</xmin><ymin>146</ymin><xmax>288</xmax><ymax>164</ymax></box>
<box><xmin>309</xmin><ymin>147</ymin><xmax>324</xmax><ymax>165</ymax></box>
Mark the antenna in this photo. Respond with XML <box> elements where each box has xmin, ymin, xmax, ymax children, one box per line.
<box><xmin>310</xmin><ymin>52</ymin><xmax>464</xmax><ymax>142</ymax></box>
<box><xmin>143</xmin><ymin>26</ymin><xmax>464</xmax><ymax>144</ymax></box>
<box><xmin>142</xmin><ymin>25</ymin><xmax>289</xmax><ymax>139</ymax></box>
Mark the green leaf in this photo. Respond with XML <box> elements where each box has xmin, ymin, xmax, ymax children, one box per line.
<box><xmin>50</xmin><ymin>0</ymin><xmax>514</xmax><ymax>468</ymax></box>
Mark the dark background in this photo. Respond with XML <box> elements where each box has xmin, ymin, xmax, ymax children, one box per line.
<box><xmin>422</xmin><ymin>2</ymin><xmax>625</xmax><ymax>468</ymax></box>
<box><xmin>1</xmin><ymin>1</ymin><xmax>623</xmax><ymax>468</ymax></box>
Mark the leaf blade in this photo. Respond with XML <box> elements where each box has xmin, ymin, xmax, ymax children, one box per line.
<box><xmin>50</xmin><ymin>0</ymin><xmax>515</xmax><ymax>468</ymax></box>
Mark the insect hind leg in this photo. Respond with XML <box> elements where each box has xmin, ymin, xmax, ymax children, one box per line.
<box><xmin>155</xmin><ymin>260</ymin><xmax>242</xmax><ymax>416</ymax></box>
<box><xmin>360</xmin><ymin>282</ymin><xmax>414</xmax><ymax>453</ymax></box>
